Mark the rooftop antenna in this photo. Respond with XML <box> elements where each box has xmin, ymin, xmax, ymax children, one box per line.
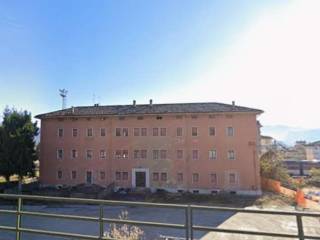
<box><xmin>59</xmin><ymin>89</ymin><xmax>68</xmax><ymax>109</ymax></box>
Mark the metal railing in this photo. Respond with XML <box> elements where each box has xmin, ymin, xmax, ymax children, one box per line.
<box><xmin>0</xmin><ymin>194</ymin><xmax>320</xmax><ymax>240</ymax></box>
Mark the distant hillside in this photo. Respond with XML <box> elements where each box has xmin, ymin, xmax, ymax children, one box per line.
<box><xmin>261</xmin><ymin>125</ymin><xmax>320</xmax><ymax>146</ymax></box>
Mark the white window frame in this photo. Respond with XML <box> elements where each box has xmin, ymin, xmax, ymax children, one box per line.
<box><xmin>86</xmin><ymin>149</ymin><xmax>93</xmax><ymax>160</ymax></box>
<box><xmin>87</xmin><ymin>128</ymin><xmax>94</xmax><ymax>137</ymax></box>
<box><xmin>209</xmin><ymin>149</ymin><xmax>217</xmax><ymax>160</ymax></box>
<box><xmin>226</xmin><ymin>126</ymin><xmax>234</xmax><ymax>137</ymax></box>
<box><xmin>57</xmin><ymin>128</ymin><xmax>64</xmax><ymax>137</ymax></box>
<box><xmin>227</xmin><ymin>150</ymin><xmax>236</xmax><ymax>160</ymax></box>
<box><xmin>57</xmin><ymin>149</ymin><xmax>63</xmax><ymax>160</ymax></box>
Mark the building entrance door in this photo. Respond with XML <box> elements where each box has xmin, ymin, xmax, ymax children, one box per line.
<box><xmin>86</xmin><ymin>171</ymin><xmax>93</xmax><ymax>184</ymax></box>
<box><xmin>135</xmin><ymin>172</ymin><xmax>146</xmax><ymax>187</ymax></box>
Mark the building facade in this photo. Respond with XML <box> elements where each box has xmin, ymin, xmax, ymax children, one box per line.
<box><xmin>36</xmin><ymin>101</ymin><xmax>263</xmax><ymax>195</ymax></box>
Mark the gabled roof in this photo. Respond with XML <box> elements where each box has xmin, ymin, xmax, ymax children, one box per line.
<box><xmin>35</xmin><ymin>102</ymin><xmax>263</xmax><ymax>119</ymax></box>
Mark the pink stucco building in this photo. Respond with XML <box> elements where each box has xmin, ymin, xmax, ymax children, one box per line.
<box><xmin>36</xmin><ymin>101</ymin><xmax>263</xmax><ymax>195</ymax></box>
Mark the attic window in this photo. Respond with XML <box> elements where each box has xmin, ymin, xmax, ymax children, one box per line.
<box><xmin>137</xmin><ymin>116</ymin><xmax>144</xmax><ymax>120</ymax></box>
<box><xmin>156</xmin><ymin>116</ymin><xmax>163</xmax><ymax>120</ymax></box>
<box><xmin>118</xmin><ymin>116</ymin><xmax>125</xmax><ymax>120</ymax></box>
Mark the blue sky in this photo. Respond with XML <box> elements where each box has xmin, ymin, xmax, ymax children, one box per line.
<box><xmin>1</xmin><ymin>0</ymin><xmax>319</xmax><ymax>129</ymax></box>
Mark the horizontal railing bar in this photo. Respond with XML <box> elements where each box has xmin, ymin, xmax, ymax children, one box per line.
<box><xmin>0</xmin><ymin>194</ymin><xmax>187</xmax><ymax>209</ymax></box>
<box><xmin>193</xmin><ymin>225</ymin><xmax>299</xmax><ymax>238</ymax></box>
<box><xmin>19</xmin><ymin>227</ymin><xmax>112</xmax><ymax>240</ymax></box>
<box><xmin>191</xmin><ymin>205</ymin><xmax>320</xmax><ymax>217</ymax></box>
<box><xmin>303</xmin><ymin>235</ymin><xmax>320</xmax><ymax>240</ymax></box>
<box><xmin>21</xmin><ymin>210</ymin><xmax>99</xmax><ymax>222</ymax></box>
<box><xmin>103</xmin><ymin>217</ymin><xmax>186</xmax><ymax>229</ymax></box>
<box><xmin>0</xmin><ymin>209</ymin><xmax>17</xmax><ymax>214</ymax></box>
<box><xmin>0</xmin><ymin>225</ymin><xmax>16</xmax><ymax>232</ymax></box>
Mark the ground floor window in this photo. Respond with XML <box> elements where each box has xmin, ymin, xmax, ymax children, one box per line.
<box><xmin>57</xmin><ymin>170</ymin><xmax>62</xmax><ymax>179</ymax></box>
<box><xmin>71</xmin><ymin>170</ymin><xmax>77</xmax><ymax>180</ymax></box>
<box><xmin>160</xmin><ymin>172</ymin><xmax>167</xmax><ymax>181</ymax></box>
<box><xmin>153</xmin><ymin>172</ymin><xmax>159</xmax><ymax>181</ymax></box>
<box><xmin>177</xmin><ymin>173</ymin><xmax>183</xmax><ymax>183</ymax></box>
<box><xmin>100</xmin><ymin>171</ymin><xmax>106</xmax><ymax>180</ymax></box>
<box><xmin>192</xmin><ymin>173</ymin><xmax>199</xmax><ymax>183</ymax></box>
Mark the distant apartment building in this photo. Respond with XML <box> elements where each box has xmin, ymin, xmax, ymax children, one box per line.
<box><xmin>36</xmin><ymin>101</ymin><xmax>263</xmax><ymax>195</ymax></box>
<box><xmin>305</xmin><ymin>141</ymin><xmax>320</xmax><ymax>160</ymax></box>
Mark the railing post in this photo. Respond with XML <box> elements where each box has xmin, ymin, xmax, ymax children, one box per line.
<box><xmin>296</xmin><ymin>215</ymin><xmax>304</xmax><ymax>240</ymax></box>
<box><xmin>185</xmin><ymin>206</ymin><xmax>189</xmax><ymax>240</ymax></box>
<box><xmin>99</xmin><ymin>204</ymin><xmax>104</xmax><ymax>240</ymax></box>
<box><xmin>16</xmin><ymin>197</ymin><xmax>22</xmax><ymax>240</ymax></box>
<box><xmin>190</xmin><ymin>206</ymin><xmax>193</xmax><ymax>240</ymax></box>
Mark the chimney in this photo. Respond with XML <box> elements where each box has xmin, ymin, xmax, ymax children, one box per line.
<box><xmin>149</xmin><ymin>99</ymin><xmax>153</xmax><ymax>106</ymax></box>
<box><xmin>94</xmin><ymin>103</ymin><xmax>99</xmax><ymax>107</ymax></box>
<box><xmin>232</xmin><ymin>101</ymin><xmax>235</xmax><ymax>106</ymax></box>
<box><xmin>71</xmin><ymin>106</ymin><xmax>75</xmax><ymax>114</ymax></box>
<box><xmin>133</xmin><ymin>100</ymin><xmax>136</xmax><ymax>106</ymax></box>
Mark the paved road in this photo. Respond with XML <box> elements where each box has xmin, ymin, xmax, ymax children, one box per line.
<box><xmin>0</xmin><ymin>204</ymin><xmax>234</xmax><ymax>240</ymax></box>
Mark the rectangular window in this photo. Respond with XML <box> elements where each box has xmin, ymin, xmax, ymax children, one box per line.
<box><xmin>192</xmin><ymin>173</ymin><xmax>199</xmax><ymax>183</ymax></box>
<box><xmin>229</xmin><ymin>173</ymin><xmax>236</xmax><ymax>184</ymax></box>
<box><xmin>123</xmin><ymin>128</ymin><xmax>129</xmax><ymax>136</ymax></box>
<box><xmin>191</xmin><ymin>115</ymin><xmax>198</xmax><ymax>119</ymax></box>
<box><xmin>153</xmin><ymin>172</ymin><xmax>159</xmax><ymax>181</ymax></box>
<box><xmin>100</xmin><ymin>171</ymin><xmax>106</xmax><ymax>180</ymax></box>
<box><xmin>192</xmin><ymin>150</ymin><xmax>198</xmax><ymax>160</ymax></box>
<box><xmin>177</xmin><ymin>173</ymin><xmax>183</xmax><ymax>183</ymax></box>
<box><xmin>227</xmin><ymin>127</ymin><xmax>234</xmax><ymax>137</ymax></box>
<box><xmin>177</xmin><ymin>150</ymin><xmax>183</xmax><ymax>159</ymax></box>
<box><xmin>228</xmin><ymin>150</ymin><xmax>235</xmax><ymax>160</ymax></box>
<box><xmin>122</xmin><ymin>172</ymin><xmax>128</xmax><ymax>180</ymax></box>
<box><xmin>115</xmin><ymin>150</ymin><xmax>122</xmax><ymax>159</ymax></box>
<box><xmin>87</xmin><ymin>128</ymin><xmax>93</xmax><ymax>137</ymax></box>
<box><xmin>71</xmin><ymin>149</ymin><xmax>78</xmax><ymax>159</ymax></box>
<box><xmin>72</xmin><ymin>128</ymin><xmax>78</xmax><ymax>137</ymax></box>
<box><xmin>86</xmin><ymin>150</ymin><xmax>93</xmax><ymax>160</ymax></box>
<box><xmin>161</xmin><ymin>172</ymin><xmax>167</xmax><ymax>181</ymax></box>
<box><xmin>153</xmin><ymin>150</ymin><xmax>159</xmax><ymax>160</ymax></box>
<box><xmin>192</xmin><ymin>127</ymin><xmax>198</xmax><ymax>137</ymax></box>
<box><xmin>123</xmin><ymin>150</ymin><xmax>129</xmax><ymax>158</ymax></box>
<box><xmin>160</xmin><ymin>128</ymin><xmax>166</xmax><ymax>136</ymax></box>
<box><xmin>134</xmin><ymin>128</ymin><xmax>140</xmax><ymax>136</ymax></box>
<box><xmin>116</xmin><ymin>171</ymin><xmax>121</xmax><ymax>180</ymax></box>
<box><xmin>160</xmin><ymin>150</ymin><xmax>167</xmax><ymax>159</ymax></box>
<box><xmin>177</xmin><ymin>127</ymin><xmax>183</xmax><ymax>137</ymax></box>
<box><xmin>100</xmin><ymin>128</ymin><xmax>106</xmax><ymax>137</ymax></box>
<box><xmin>57</xmin><ymin>149</ymin><xmax>63</xmax><ymax>160</ymax></box>
<box><xmin>153</xmin><ymin>128</ymin><xmax>158</xmax><ymax>136</ymax></box>
<box><xmin>210</xmin><ymin>173</ymin><xmax>217</xmax><ymax>184</ymax></box>
<box><xmin>58</xmin><ymin>128</ymin><xmax>64</xmax><ymax>137</ymax></box>
<box><xmin>134</xmin><ymin>150</ymin><xmax>140</xmax><ymax>159</ymax></box>
<box><xmin>141</xmin><ymin>128</ymin><xmax>147</xmax><ymax>136</ymax></box>
<box><xmin>209</xmin><ymin>127</ymin><xmax>216</xmax><ymax>136</ymax></box>
<box><xmin>137</xmin><ymin>116</ymin><xmax>144</xmax><ymax>120</ymax></box>
<box><xmin>57</xmin><ymin>170</ymin><xmax>62</xmax><ymax>179</ymax></box>
<box><xmin>209</xmin><ymin>150</ymin><xmax>217</xmax><ymax>160</ymax></box>
<box><xmin>141</xmin><ymin>150</ymin><xmax>147</xmax><ymax>159</ymax></box>
<box><xmin>116</xmin><ymin>128</ymin><xmax>121</xmax><ymax>136</ymax></box>
<box><xmin>71</xmin><ymin>170</ymin><xmax>76</xmax><ymax>180</ymax></box>
<box><xmin>100</xmin><ymin>150</ymin><xmax>107</xmax><ymax>159</ymax></box>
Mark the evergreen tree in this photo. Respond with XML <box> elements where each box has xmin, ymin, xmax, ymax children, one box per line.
<box><xmin>0</xmin><ymin>107</ymin><xmax>39</xmax><ymax>191</ymax></box>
